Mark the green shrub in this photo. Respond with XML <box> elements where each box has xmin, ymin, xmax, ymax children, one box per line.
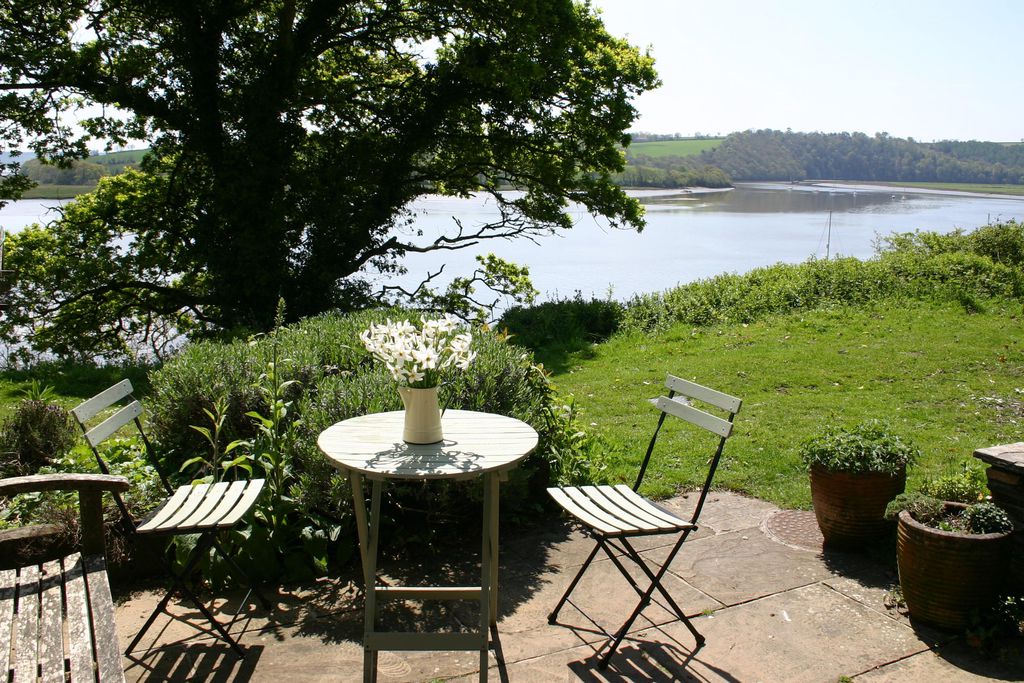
<box><xmin>0</xmin><ymin>400</ymin><xmax>78</xmax><ymax>476</ymax></box>
<box><xmin>885</xmin><ymin>492</ymin><xmax>945</xmax><ymax>524</ymax></box>
<box><xmin>921</xmin><ymin>463</ymin><xmax>989</xmax><ymax>503</ymax></box>
<box><xmin>500</xmin><ymin>293</ymin><xmax>624</xmax><ymax>360</ymax></box>
<box><xmin>147</xmin><ymin>308</ymin><xmax>598</xmax><ymax>581</ymax></box>
<box><xmin>619</xmin><ymin>221</ymin><xmax>1024</xmax><ymax>334</ymax></box>
<box><xmin>885</xmin><ymin>494</ymin><xmax>1013</xmax><ymax>535</ymax></box>
<box><xmin>963</xmin><ymin>502</ymin><xmax>1013</xmax><ymax>535</ymax></box>
<box><xmin>799</xmin><ymin>421</ymin><xmax>919</xmax><ymax>476</ymax></box>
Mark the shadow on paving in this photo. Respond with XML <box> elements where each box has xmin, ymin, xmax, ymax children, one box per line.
<box><xmin>126</xmin><ymin>643</ymin><xmax>264</xmax><ymax>683</ymax></box>
<box><xmin>931</xmin><ymin>638</ymin><xmax>1024</xmax><ymax>681</ymax></box>
<box><xmin>565</xmin><ymin>641</ymin><xmax>742</xmax><ymax>683</ymax></box>
<box><xmin>277</xmin><ymin>518</ymin><xmax>577</xmax><ymax>645</ymax></box>
<box><xmin>819</xmin><ymin>542</ymin><xmax>899</xmax><ymax>591</ymax></box>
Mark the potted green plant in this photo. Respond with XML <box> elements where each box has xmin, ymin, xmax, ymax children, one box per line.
<box><xmin>885</xmin><ymin>492</ymin><xmax>1013</xmax><ymax>630</ymax></box>
<box><xmin>800</xmin><ymin>421</ymin><xmax>918</xmax><ymax>548</ymax></box>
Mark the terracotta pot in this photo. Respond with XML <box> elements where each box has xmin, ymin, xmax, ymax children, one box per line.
<box><xmin>809</xmin><ymin>463</ymin><xmax>906</xmax><ymax>548</ymax></box>
<box><xmin>897</xmin><ymin>503</ymin><xmax>1012</xmax><ymax>630</ymax></box>
<box><xmin>398</xmin><ymin>386</ymin><xmax>443</xmax><ymax>444</ymax></box>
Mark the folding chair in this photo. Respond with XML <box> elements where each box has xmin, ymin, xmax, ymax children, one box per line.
<box><xmin>72</xmin><ymin>379</ymin><xmax>270</xmax><ymax>658</ymax></box>
<box><xmin>546</xmin><ymin>375</ymin><xmax>741</xmax><ymax>668</ymax></box>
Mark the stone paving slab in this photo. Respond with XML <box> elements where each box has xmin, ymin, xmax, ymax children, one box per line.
<box><xmin>652</xmin><ymin>583</ymin><xmax>930</xmax><ymax>682</ymax></box>
<box><xmin>111</xmin><ymin>491</ymin><xmax>1021</xmax><ymax>682</ymax></box>
<box><xmin>650</xmin><ymin>528</ymin><xmax>835</xmax><ymax>606</ymax></box>
<box><xmin>855</xmin><ymin>640</ymin><xmax>1024</xmax><ymax>682</ymax></box>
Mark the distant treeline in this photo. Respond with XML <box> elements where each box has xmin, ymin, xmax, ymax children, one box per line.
<box><xmin>615</xmin><ymin>154</ymin><xmax>732</xmax><ymax>188</ymax></box>
<box><xmin>697</xmin><ymin>130</ymin><xmax>1024</xmax><ymax>184</ymax></box>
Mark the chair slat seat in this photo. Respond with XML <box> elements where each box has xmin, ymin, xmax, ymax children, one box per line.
<box><xmin>550</xmin><ymin>485</ymin><xmax>693</xmax><ymax>536</ymax></box>
<box><xmin>136</xmin><ymin>479</ymin><xmax>265</xmax><ymax>533</ymax></box>
<box><xmin>548</xmin><ymin>486</ymin><xmax>625</xmax><ymax>535</ymax></box>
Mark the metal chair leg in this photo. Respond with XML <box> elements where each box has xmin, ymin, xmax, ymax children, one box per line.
<box><xmin>599</xmin><ymin>534</ymin><xmax>701</xmax><ymax>670</ymax></box>
<box><xmin>211</xmin><ymin>537</ymin><xmax>273</xmax><ymax>610</ymax></box>
<box><xmin>126</xmin><ymin>534</ymin><xmax>214</xmax><ymax>656</ymax></box>
<box><xmin>548</xmin><ymin>541</ymin><xmax>602</xmax><ymax>623</ymax></box>
<box><xmin>125</xmin><ymin>585</ymin><xmax>176</xmax><ymax>655</ymax></box>
<box><xmin>127</xmin><ymin>534</ymin><xmax>247</xmax><ymax>658</ymax></box>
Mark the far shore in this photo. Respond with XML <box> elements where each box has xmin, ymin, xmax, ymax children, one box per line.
<box><xmin>797</xmin><ymin>180</ymin><xmax>1024</xmax><ymax>200</ymax></box>
<box><xmin>18</xmin><ymin>179</ymin><xmax>1024</xmax><ymax>203</ymax></box>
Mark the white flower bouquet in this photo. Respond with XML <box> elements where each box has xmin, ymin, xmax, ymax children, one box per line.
<box><xmin>360</xmin><ymin>315</ymin><xmax>476</xmax><ymax>388</ymax></box>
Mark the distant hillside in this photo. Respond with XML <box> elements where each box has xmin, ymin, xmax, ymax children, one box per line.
<box><xmin>700</xmin><ymin>130</ymin><xmax>1024</xmax><ymax>184</ymax></box>
<box><xmin>19</xmin><ymin>149</ymin><xmax>147</xmax><ymax>198</ymax></box>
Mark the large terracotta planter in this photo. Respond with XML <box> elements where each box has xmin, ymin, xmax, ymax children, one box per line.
<box><xmin>897</xmin><ymin>503</ymin><xmax>1012</xmax><ymax>630</ymax></box>
<box><xmin>809</xmin><ymin>464</ymin><xmax>906</xmax><ymax>548</ymax></box>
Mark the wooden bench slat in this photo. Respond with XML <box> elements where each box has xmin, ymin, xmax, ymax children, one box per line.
<box><xmin>0</xmin><ymin>474</ymin><xmax>130</xmax><ymax>498</ymax></box>
<box><xmin>13</xmin><ymin>563</ymin><xmax>41</xmax><ymax>683</ymax></box>
<box><xmin>38</xmin><ymin>559</ymin><xmax>65</xmax><ymax>683</ymax></box>
<box><xmin>83</xmin><ymin>554</ymin><xmax>126</xmax><ymax>683</ymax></box>
<box><xmin>2</xmin><ymin>472</ymin><xmax>128</xmax><ymax>683</ymax></box>
<box><xmin>64</xmin><ymin>553</ymin><xmax>96</xmax><ymax>683</ymax></box>
<box><xmin>0</xmin><ymin>568</ymin><xmax>16</xmax><ymax>679</ymax></box>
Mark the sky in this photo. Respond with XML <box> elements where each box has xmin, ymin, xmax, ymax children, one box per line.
<box><xmin>591</xmin><ymin>0</ymin><xmax>1023</xmax><ymax>142</ymax></box>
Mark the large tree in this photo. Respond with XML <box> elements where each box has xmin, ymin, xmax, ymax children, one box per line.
<box><xmin>0</xmin><ymin>0</ymin><xmax>656</xmax><ymax>358</ymax></box>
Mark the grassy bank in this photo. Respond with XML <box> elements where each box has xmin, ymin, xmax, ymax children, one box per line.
<box><xmin>554</xmin><ymin>300</ymin><xmax>1023</xmax><ymax>508</ymax></box>
<box><xmin>849</xmin><ymin>180</ymin><xmax>1024</xmax><ymax>196</ymax></box>
<box><xmin>629</xmin><ymin>138</ymin><xmax>723</xmax><ymax>158</ymax></box>
<box><xmin>20</xmin><ymin>184</ymin><xmax>94</xmax><ymax>199</ymax></box>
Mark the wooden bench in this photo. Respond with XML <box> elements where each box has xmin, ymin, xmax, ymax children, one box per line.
<box><xmin>1</xmin><ymin>473</ymin><xmax>129</xmax><ymax>683</ymax></box>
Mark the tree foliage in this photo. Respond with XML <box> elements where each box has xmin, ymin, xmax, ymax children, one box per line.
<box><xmin>0</xmin><ymin>0</ymin><xmax>657</xmax><ymax>359</ymax></box>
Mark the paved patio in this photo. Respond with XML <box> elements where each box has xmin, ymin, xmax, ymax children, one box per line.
<box><xmin>112</xmin><ymin>492</ymin><xmax>1023</xmax><ymax>682</ymax></box>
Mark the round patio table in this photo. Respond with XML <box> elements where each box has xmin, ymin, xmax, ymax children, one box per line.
<box><xmin>318</xmin><ymin>409</ymin><xmax>538</xmax><ymax>683</ymax></box>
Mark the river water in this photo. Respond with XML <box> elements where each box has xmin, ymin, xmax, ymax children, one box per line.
<box><xmin>4</xmin><ymin>183</ymin><xmax>1023</xmax><ymax>302</ymax></box>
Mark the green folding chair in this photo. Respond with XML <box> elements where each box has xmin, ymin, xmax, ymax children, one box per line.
<box><xmin>73</xmin><ymin>379</ymin><xmax>270</xmax><ymax>657</ymax></box>
<box><xmin>546</xmin><ymin>375</ymin><xmax>741</xmax><ymax>668</ymax></box>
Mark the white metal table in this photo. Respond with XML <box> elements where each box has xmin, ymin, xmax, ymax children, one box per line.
<box><xmin>318</xmin><ymin>409</ymin><xmax>538</xmax><ymax>683</ymax></box>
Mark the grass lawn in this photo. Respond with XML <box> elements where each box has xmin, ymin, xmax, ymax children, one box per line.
<box><xmin>552</xmin><ymin>299</ymin><xmax>1024</xmax><ymax>508</ymax></box>
<box><xmin>0</xmin><ymin>363</ymin><xmax>150</xmax><ymax>419</ymax></box>
<box><xmin>90</xmin><ymin>149</ymin><xmax>147</xmax><ymax>164</ymax></box>
<box><xmin>20</xmin><ymin>184</ymin><xmax>95</xmax><ymax>199</ymax></box>
<box><xmin>851</xmin><ymin>180</ymin><xmax>1024</xmax><ymax>197</ymax></box>
<box><xmin>628</xmin><ymin>138</ymin><xmax>723</xmax><ymax>158</ymax></box>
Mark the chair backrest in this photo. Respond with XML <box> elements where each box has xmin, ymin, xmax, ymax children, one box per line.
<box><xmin>634</xmin><ymin>375</ymin><xmax>742</xmax><ymax>525</ymax></box>
<box><xmin>71</xmin><ymin>380</ymin><xmax>173</xmax><ymax>526</ymax></box>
